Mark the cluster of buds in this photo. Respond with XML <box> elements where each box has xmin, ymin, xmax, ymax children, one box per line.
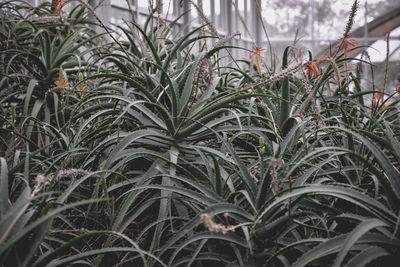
<box><xmin>259</xmin><ymin>137</ymin><xmax>265</xmax><ymax>156</ymax></box>
<box><xmin>77</xmin><ymin>72</ymin><xmax>86</xmax><ymax>98</ymax></box>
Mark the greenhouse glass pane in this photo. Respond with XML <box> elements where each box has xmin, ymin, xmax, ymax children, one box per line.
<box><xmin>261</xmin><ymin>0</ymin><xmax>400</xmax><ymax>41</ymax></box>
<box><xmin>111</xmin><ymin>0</ymin><xmax>126</xmax><ymax>7</ymax></box>
<box><xmin>203</xmin><ymin>0</ymin><xmax>211</xmax><ymax>16</ymax></box>
<box><xmin>163</xmin><ymin>0</ymin><xmax>172</xmax><ymax>14</ymax></box>
<box><xmin>138</xmin><ymin>0</ymin><xmax>148</xmax><ymax>8</ymax></box>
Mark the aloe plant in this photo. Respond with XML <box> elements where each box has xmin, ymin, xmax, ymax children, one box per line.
<box><xmin>1</xmin><ymin>0</ymin><xmax>400</xmax><ymax>266</ymax></box>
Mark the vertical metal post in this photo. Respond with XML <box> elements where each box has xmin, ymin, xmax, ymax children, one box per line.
<box><xmin>170</xmin><ymin>0</ymin><xmax>180</xmax><ymax>36</ymax></box>
<box><xmin>363</xmin><ymin>0</ymin><xmax>369</xmax><ymax>91</ymax></box>
<box><xmin>173</xmin><ymin>0</ymin><xmax>179</xmax><ymax>17</ymax></box>
<box><xmin>207</xmin><ymin>0</ymin><xmax>215</xmax><ymax>25</ymax></box>
<box><xmin>234</xmin><ymin>0</ymin><xmax>239</xmax><ymax>34</ymax></box>
<box><xmin>244</xmin><ymin>0</ymin><xmax>248</xmax><ymax>49</ymax></box>
<box><xmin>235</xmin><ymin>0</ymin><xmax>239</xmax><ymax>54</ymax></box>
<box><xmin>364</xmin><ymin>1</ymin><xmax>368</xmax><ymax>47</ymax></box>
<box><xmin>311</xmin><ymin>0</ymin><xmax>315</xmax><ymax>52</ymax></box>
<box><xmin>219</xmin><ymin>0</ymin><xmax>224</xmax><ymax>28</ymax></box>
<box><xmin>244</xmin><ymin>0</ymin><xmax>248</xmax><ymax>30</ymax></box>
<box><xmin>226</xmin><ymin>0</ymin><xmax>232</xmax><ymax>37</ymax></box>
<box><xmin>182</xmin><ymin>0</ymin><xmax>190</xmax><ymax>34</ymax></box>
<box><xmin>132</xmin><ymin>0</ymin><xmax>139</xmax><ymax>21</ymax></box>
<box><xmin>225</xmin><ymin>0</ymin><xmax>233</xmax><ymax>56</ymax></box>
<box><xmin>197</xmin><ymin>0</ymin><xmax>202</xmax><ymax>24</ymax></box>
<box><xmin>210</xmin><ymin>0</ymin><xmax>215</xmax><ymax>24</ymax></box>
<box><xmin>251</xmin><ymin>0</ymin><xmax>261</xmax><ymax>46</ymax></box>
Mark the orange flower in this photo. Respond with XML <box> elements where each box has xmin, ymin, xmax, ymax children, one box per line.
<box><xmin>372</xmin><ymin>92</ymin><xmax>387</xmax><ymax>108</ymax></box>
<box><xmin>304</xmin><ymin>61</ymin><xmax>319</xmax><ymax>78</ymax></box>
<box><xmin>55</xmin><ymin>78</ymin><xmax>69</xmax><ymax>87</ymax></box>
<box><xmin>250</xmin><ymin>46</ymin><xmax>265</xmax><ymax>65</ymax></box>
<box><xmin>395</xmin><ymin>82</ymin><xmax>400</xmax><ymax>92</ymax></box>
<box><xmin>55</xmin><ymin>67</ymin><xmax>69</xmax><ymax>87</ymax></box>
<box><xmin>54</xmin><ymin>0</ymin><xmax>64</xmax><ymax>19</ymax></box>
<box><xmin>336</xmin><ymin>35</ymin><xmax>359</xmax><ymax>53</ymax></box>
<box><xmin>376</xmin><ymin>92</ymin><xmax>383</xmax><ymax>100</ymax></box>
<box><xmin>250</xmin><ymin>46</ymin><xmax>265</xmax><ymax>74</ymax></box>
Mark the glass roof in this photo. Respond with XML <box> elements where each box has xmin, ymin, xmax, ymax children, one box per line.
<box><xmin>257</xmin><ymin>0</ymin><xmax>400</xmax><ymax>61</ymax></box>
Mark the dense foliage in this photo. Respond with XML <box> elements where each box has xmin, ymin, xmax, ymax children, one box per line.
<box><xmin>1</xmin><ymin>1</ymin><xmax>400</xmax><ymax>266</ymax></box>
